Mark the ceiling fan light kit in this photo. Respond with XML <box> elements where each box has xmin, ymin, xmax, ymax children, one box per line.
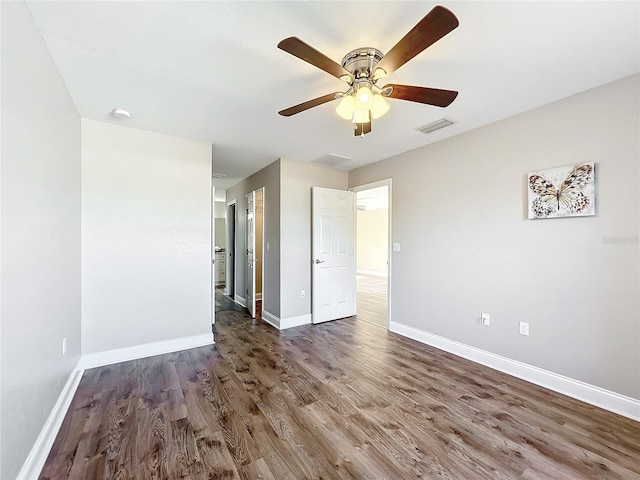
<box><xmin>277</xmin><ymin>5</ymin><xmax>459</xmax><ymax>137</ymax></box>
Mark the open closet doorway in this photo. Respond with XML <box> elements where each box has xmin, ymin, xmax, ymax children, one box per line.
<box><xmin>246</xmin><ymin>187</ymin><xmax>264</xmax><ymax>320</ymax></box>
<box><xmin>352</xmin><ymin>181</ymin><xmax>391</xmax><ymax>329</ymax></box>
<box><xmin>225</xmin><ymin>200</ymin><xmax>236</xmax><ymax>298</ymax></box>
<box><xmin>213</xmin><ymin>194</ymin><xmax>232</xmax><ymax>317</ymax></box>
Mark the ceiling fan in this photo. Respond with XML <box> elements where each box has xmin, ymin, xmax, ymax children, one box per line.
<box><xmin>277</xmin><ymin>5</ymin><xmax>459</xmax><ymax>137</ymax></box>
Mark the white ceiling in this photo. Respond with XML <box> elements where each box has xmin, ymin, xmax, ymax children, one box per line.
<box><xmin>26</xmin><ymin>1</ymin><xmax>639</xmax><ymax>200</ymax></box>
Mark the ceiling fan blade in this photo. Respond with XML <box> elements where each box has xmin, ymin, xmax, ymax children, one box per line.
<box><xmin>384</xmin><ymin>84</ymin><xmax>458</xmax><ymax>107</ymax></box>
<box><xmin>375</xmin><ymin>6</ymin><xmax>459</xmax><ymax>77</ymax></box>
<box><xmin>278</xmin><ymin>92</ymin><xmax>342</xmax><ymax>117</ymax></box>
<box><xmin>354</xmin><ymin>121</ymin><xmax>372</xmax><ymax>136</ymax></box>
<box><xmin>278</xmin><ymin>37</ymin><xmax>352</xmax><ymax>81</ymax></box>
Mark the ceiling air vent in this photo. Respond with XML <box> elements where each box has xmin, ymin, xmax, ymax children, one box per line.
<box><xmin>312</xmin><ymin>153</ymin><xmax>353</xmax><ymax>168</ymax></box>
<box><xmin>414</xmin><ymin>117</ymin><xmax>455</xmax><ymax>135</ymax></box>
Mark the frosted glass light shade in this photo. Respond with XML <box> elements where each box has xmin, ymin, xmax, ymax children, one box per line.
<box><xmin>352</xmin><ymin>109</ymin><xmax>370</xmax><ymax>124</ymax></box>
<box><xmin>370</xmin><ymin>95</ymin><xmax>390</xmax><ymax>119</ymax></box>
<box><xmin>336</xmin><ymin>96</ymin><xmax>355</xmax><ymax>120</ymax></box>
<box><xmin>355</xmin><ymin>86</ymin><xmax>374</xmax><ymax>110</ymax></box>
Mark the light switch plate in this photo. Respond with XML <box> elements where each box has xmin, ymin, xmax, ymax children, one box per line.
<box><xmin>392</xmin><ymin>243</ymin><xmax>401</xmax><ymax>252</ymax></box>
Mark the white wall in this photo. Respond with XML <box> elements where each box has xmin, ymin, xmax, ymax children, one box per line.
<box><xmin>81</xmin><ymin>119</ymin><xmax>212</xmax><ymax>354</ymax></box>
<box><xmin>1</xmin><ymin>2</ymin><xmax>81</xmax><ymax>477</ymax></box>
<box><xmin>215</xmin><ymin>218</ymin><xmax>226</xmax><ymax>248</ymax></box>
<box><xmin>214</xmin><ymin>201</ymin><xmax>226</xmax><ymax>248</ymax></box>
<box><xmin>214</xmin><ymin>201</ymin><xmax>227</xmax><ymax>218</ymax></box>
<box><xmin>349</xmin><ymin>74</ymin><xmax>640</xmax><ymax>399</ymax></box>
<box><xmin>357</xmin><ymin>208</ymin><xmax>389</xmax><ymax>275</ymax></box>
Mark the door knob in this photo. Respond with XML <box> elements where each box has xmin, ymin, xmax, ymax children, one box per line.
<box><xmin>314</xmin><ymin>259</ymin><xmax>325</xmax><ymax>264</ymax></box>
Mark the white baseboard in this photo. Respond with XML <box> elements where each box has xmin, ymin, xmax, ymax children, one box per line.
<box><xmin>281</xmin><ymin>313</ymin><xmax>311</xmax><ymax>329</ymax></box>
<box><xmin>16</xmin><ymin>365</ymin><xmax>84</xmax><ymax>480</ymax></box>
<box><xmin>78</xmin><ymin>333</ymin><xmax>214</xmax><ymax>370</ymax></box>
<box><xmin>357</xmin><ymin>269</ymin><xmax>388</xmax><ymax>277</ymax></box>
<box><xmin>390</xmin><ymin>321</ymin><xmax>640</xmax><ymax>421</ymax></box>
<box><xmin>261</xmin><ymin>311</ymin><xmax>311</xmax><ymax>330</ymax></box>
<box><xmin>235</xmin><ymin>295</ymin><xmax>247</xmax><ymax>308</ymax></box>
<box><xmin>262</xmin><ymin>309</ymin><xmax>280</xmax><ymax>329</ymax></box>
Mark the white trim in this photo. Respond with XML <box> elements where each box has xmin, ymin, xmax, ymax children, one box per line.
<box><xmin>262</xmin><ymin>309</ymin><xmax>280</xmax><ymax>329</ymax></box>
<box><xmin>280</xmin><ymin>313</ymin><xmax>312</xmax><ymax>330</ymax></box>
<box><xmin>17</xmin><ymin>365</ymin><xmax>84</xmax><ymax>480</ymax></box>
<box><xmin>78</xmin><ymin>333</ymin><xmax>214</xmax><ymax>370</ymax></box>
<box><xmin>389</xmin><ymin>321</ymin><xmax>640</xmax><ymax>421</ymax></box>
<box><xmin>261</xmin><ymin>310</ymin><xmax>311</xmax><ymax>330</ymax></box>
<box><xmin>235</xmin><ymin>295</ymin><xmax>247</xmax><ymax>308</ymax></box>
<box><xmin>357</xmin><ymin>269</ymin><xmax>388</xmax><ymax>277</ymax></box>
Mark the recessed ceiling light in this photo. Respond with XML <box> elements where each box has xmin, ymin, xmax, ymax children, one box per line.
<box><xmin>111</xmin><ymin>108</ymin><xmax>132</xmax><ymax>120</ymax></box>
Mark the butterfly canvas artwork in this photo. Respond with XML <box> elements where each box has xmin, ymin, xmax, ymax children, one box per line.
<box><xmin>528</xmin><ymin>162</ymin><xmax>595</xmax><ymax>219</ymax></box>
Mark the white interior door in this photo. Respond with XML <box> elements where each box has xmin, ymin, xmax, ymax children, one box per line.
<box><xmin>246</xmin><ymin>191</ymin><xmax>256</xmax><ymax>318</ymax></box>
<box><xmin>312</xmin><ymin>187</ymin><xmax>356</xmax><ymax>324</ymax></box>
<box><xmin>211</xmin><ymin>186</ymin><xmax>216</xmax><ymax>326</ymax></box>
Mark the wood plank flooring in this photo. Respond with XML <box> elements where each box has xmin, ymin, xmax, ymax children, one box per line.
<box><xmin>40</xmin><ymin>309</ymin><xmax>640</xmax><ymax>479</ymax></box>
<box><xmin>356</xmin><ymin>274</ymin><xmax>388</xmax><ymax>328</ymax></box>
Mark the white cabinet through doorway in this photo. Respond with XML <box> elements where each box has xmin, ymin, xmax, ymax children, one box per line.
<box><xmin>215</xmin><ymin>251</ymin><xmax>226</xmax><ymax>285</ymax></box>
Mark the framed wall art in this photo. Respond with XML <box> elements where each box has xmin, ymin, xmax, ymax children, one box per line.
<box><xmin>528</xmin><ymin>162</ymin><xmax>595</xmax><ymax>219</ymax></box>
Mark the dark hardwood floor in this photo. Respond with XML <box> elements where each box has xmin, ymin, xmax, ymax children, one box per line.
<box><xmin>40</xmin><ymin>307</ymin><xmax>640</xmax><ymax>479</ymax></box>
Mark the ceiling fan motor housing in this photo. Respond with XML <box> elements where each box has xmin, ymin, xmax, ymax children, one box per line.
<box><xmin>341</xmin><ymin>48</ymin><xmax>384</xmax><ymax>81</ymax></box>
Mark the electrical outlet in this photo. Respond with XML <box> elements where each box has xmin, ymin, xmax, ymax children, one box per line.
<box><xmin>62</xmin><ymin>337</ymin><xmax>67</xmax><ymax>355</ymax></box>
<box><xmin>519</xmin><ymin>322</ymin><xmax>530</xmax><ymax>336</ymax></box>
<box><xmin>300</xmin><ymin>290</ymin><xmax>305</xmax><ymax>298</ymax></box>
<box><xmin>481</xmin><ymin>313</ymin><xmax>490</xmax><ymax>326</ymax></box>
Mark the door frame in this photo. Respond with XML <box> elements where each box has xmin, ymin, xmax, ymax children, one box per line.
<box><xmin>254</xmin><ymin>188</ymin><xmax>265</xmax><ymax>318</ymax></box>
<box><xmin>244</xmin><ymin>187</ymin><xmax>265</xmax><ymax>319</ymax></box>
<box><xmin>211</xmin><ymin>185</ymin><xmax>216</xmax><ymax>326</ymax></box>
<box><xmin>246</xmin><ymin>190</ymin><xmax>256</xmax><ymax>318</ymax></box>
<box><xmin>349</xmin><ymin>179</ymin><xmax>392</xmax><ymax>328</ymax></box>
<box><xmin>225</xmin><ymin>199</ymin><xmax>236</xmax><ymax>297</ymax></box>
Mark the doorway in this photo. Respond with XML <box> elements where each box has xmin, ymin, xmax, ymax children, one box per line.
<box><xmin>214</xmin><ymin>197</ymin><xmax>243</xmax><ymax>317</ymax></box>
<box><xmin>351</xmin><ymin>181</ymin><xmax>391</xmax><ymax>329</ymax></box>
<box><xmin>225</xmin><ymin>200</ymin><xmax>236</xmax><ymax>297</ymax></box>
<box><xmin>246</xmin><ymin>187</ymin><xmax>264</xmax><ymax>320</ymax></box>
